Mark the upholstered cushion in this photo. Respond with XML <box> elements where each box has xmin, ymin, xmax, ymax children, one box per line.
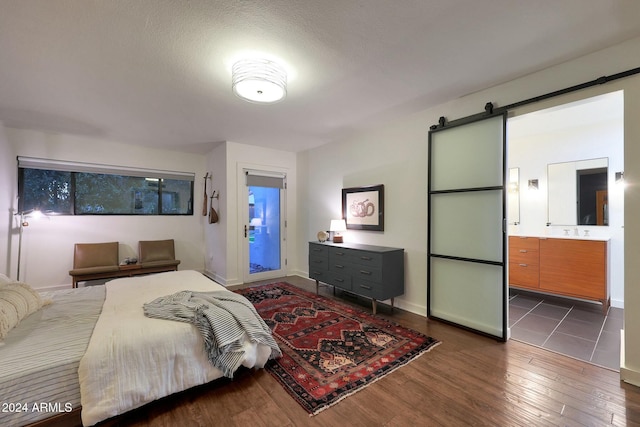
<box><xmin>73</xmin><ymin>242</ymin><xmax>119</xmax><ymax>269</ymax></box>
<box><xmin>0</xmin><ymin>282</ymin><xmax>47</xmax><ymax>340</ymax></box>
<box><xmin>139</xmin><ymin>239</ymin><xmax>176</xmax><ymax>263</ymax></box>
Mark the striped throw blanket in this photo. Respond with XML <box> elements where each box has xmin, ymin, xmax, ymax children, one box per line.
<box><xmin>143</xmin><ymin>290</ymin><xmax>281</xmax><ymax>378</ymax></box>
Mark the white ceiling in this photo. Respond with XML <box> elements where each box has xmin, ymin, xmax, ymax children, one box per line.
<box><xmin>1</xmin><ymin>1</ymin><xmax>640</xmax><ymax>154</ymax></box>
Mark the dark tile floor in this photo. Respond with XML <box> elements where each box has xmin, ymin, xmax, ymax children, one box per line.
<box><xmin>509</xmin><ymin>288</ymin><xmax>623</xmax><ymax>371</ymax></box>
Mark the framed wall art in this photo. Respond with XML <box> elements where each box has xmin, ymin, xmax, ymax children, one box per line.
<box><xmin>342</xmin><ymin>184</ymin><xmax>384</xmax><ymax>231</ymax></box>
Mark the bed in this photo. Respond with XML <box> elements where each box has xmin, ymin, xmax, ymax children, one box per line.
<box><xmin>0</xmin><ymin>270</ymin><xmax>280</xmax><ymax>427</ymax></box>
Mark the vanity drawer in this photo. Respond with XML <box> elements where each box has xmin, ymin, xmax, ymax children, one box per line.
<box><xmin>510</xmin><ymin>248</ymin><xmax>539</xmax><ymax>264</ymax></box>
<box><xmin>509</xmin><ymin>262</ymin><xmax>540</xmax><ymax>288</ymax></box>
<box><xmin>509</xmin><ymin>236</ymin><xmax>539</xmax><ymax>251</ymax></box>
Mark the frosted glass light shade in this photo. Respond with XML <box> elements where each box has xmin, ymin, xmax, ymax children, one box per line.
<box><xmin>232</xmin><ymin>59</ymin><xmax>287</xmax><ymax>104</ymax></box>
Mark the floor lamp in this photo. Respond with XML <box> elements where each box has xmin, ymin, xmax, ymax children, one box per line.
<box><xmin>15</xmin><ymin>209</ymin><xmax>43</xmax><ymax>281</ymax></box>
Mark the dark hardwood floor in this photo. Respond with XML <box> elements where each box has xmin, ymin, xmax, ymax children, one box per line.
<box><xmin>95</xmin><ymin>276</ymin><xmax>640</xmax><ymax>427</ymax></box>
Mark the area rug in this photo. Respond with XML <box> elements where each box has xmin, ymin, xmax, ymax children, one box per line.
<box><xmin>236</xmin><ymin>282</ymin><xmax>440</xmax><ymax>415</ymax></box>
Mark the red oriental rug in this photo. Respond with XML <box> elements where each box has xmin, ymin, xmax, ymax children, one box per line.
<box><xmin>236</xmin><ymin>282</ymin><xmax>440</xmax><ymax>415</ymax></box>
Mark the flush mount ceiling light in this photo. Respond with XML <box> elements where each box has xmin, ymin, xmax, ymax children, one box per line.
<box><xmin>232</xmin><ymin>58</ymin><xmax>287</xmax><ymax>104</ymax></box>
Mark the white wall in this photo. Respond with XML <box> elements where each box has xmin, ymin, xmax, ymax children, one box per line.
<box><xmin>508</xmin><ymin>92</ymin><xmax>624</xmax><ymax>307</ymax></box>
<box><xmin>296</xmin><ymin>36</ymin><xmax>640</xmax><ymax>385</ymax></box>
<box><xmin>298</xmin><ymin>115</ymin><xmax>429</xmax><ymax>314</ymax></box>
<box><xmin>5</xmin><ymin>128</ymin><xmax>207</xmax><ymax>289</ymax></box>
<box><xmin>204</xmin><ymin>142</ymin><xmax>227</xmax><ymax>282</ymax></box>
<box><xmin>205</xmin><ymin>141</ymin><xmax>297</xmax><ymax>286</ymax></box>
<box><xmin>0</xmin><ymin>123</ymin><xmax>17</xmax><ymax>277</ymax></box>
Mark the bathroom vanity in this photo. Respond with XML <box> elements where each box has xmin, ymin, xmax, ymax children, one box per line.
<box><xmin>509</xmin><ymin>235</ymin><xmax>609</xmax><ymax>312</ymax></box>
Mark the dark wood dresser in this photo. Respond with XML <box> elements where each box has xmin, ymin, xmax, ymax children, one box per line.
<box><xmin>308</xmin><ymin>241</ymin><xmax>404</xmax><ymax>314</ymax></box>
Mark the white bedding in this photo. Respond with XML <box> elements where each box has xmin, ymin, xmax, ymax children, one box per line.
<box><xmin>79</xmin><ymin>270</ymin><xmax>274</xmax><ymax>426</ymax></box>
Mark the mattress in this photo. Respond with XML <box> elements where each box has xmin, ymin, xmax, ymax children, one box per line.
<box><xmin>0</xmin><ymin>285</ymin><xmax>105</xmax><ymax>427</ymax></box>
<box><xmin>78</xmin><ymin>270</ymin><xmax>277</xmax><ymax>426</ymax></box>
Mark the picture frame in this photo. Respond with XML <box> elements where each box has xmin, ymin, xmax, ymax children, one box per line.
<box><xmin>342</xmin><ymin>184</ymin><xmax>384</xmax><ymax>231</ymax></box>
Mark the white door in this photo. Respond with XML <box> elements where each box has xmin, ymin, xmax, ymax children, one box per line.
<box><xmin>427</xmin><ymin>113</ymin><xmax>508</xmax><ymax>341</ymax></box>
<box><xmin>242</xmin><ymin>169</ymin><xmax>287</xmax><ymax>282</ymax></box>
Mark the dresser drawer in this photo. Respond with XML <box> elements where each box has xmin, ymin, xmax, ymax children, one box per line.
<box><xmin>328</xmin><ymin>247</ymin><xmax>353</xmax><ymax>264</ymax></box>
<box><xmin>352</xmin><ymin>265</ymin><xmax>382</xmax><ymax>282</ymax></box>
<box><xmin>309</xmin><ymin>243</ymin><xmax>329</xmax><ymax>258</ymax></box>
<box><xmin>329</xmin><ymin>260</ymin><xmax>350</xmax><ymax>274</ymax></box>
<box><xmin>308</xmin><ymin>241</ymin><xmax>405</xmax><ymax>314</ymax></box>
<box><xmin>327</xmin><ymin>272</ymin><xmax>352</xmax><ymax>291</ymax></box>
<box><xmin>352</xmin><ymin>279</ymin><xmax>382</xmax><ymax>299</ymax></box>
<box><xmin>350</xmin><ymin>251</ymin><xmax>383</xmax><ymax>268</ymax></box>
<box><xmin>309</xmin><ymin>255</ymin><xmax>329</xmax><ymax>281</ymax></box>
<box><xmin>309</xmin><ymin>254</ymin><xmax>328</xmax><ymax>269</ymax></box>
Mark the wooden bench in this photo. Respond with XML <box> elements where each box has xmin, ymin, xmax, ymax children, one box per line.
<box><xmin>69</xmin><ymin>240</ymin><xmax>180</xmax><ymax>288</ymax></box>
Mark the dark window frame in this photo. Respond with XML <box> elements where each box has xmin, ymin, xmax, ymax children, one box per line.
<box><xmin>18</xmin><ymin>166</ymin><xmax>194</xmax><ymax>216</ymax></box>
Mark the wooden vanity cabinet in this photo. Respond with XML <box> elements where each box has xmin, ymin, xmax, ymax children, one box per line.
<box><xmin>539</xmin><ymin>238</ymin><xmax>608</xmax><ymax>304</ymax></box>
<box><xmin>509</xmin><ymin>236</ymin><xmax>609</xmax><ymax>311</ymax></box>
<box><xmin>508</xmin><ymin>236</ymin><xmax>540</xmax><ymax>290</ymax></box>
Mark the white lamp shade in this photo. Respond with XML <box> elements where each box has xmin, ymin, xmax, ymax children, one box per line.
<box><xmin>330</xmin><ymin>219</ymin><xmax>346</xmax><ymax>232</ymax></box>
<box><xmin>232</xmin><ymin>59</ymin><xmax>287</xmax><ymax>104</ymax></box>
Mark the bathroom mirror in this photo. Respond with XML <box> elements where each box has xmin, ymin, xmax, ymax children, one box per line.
<box><xmin>547</xmin><ymin>157</ymin><xmax>608</xmax><ymax>226</ymax></box>
<box><xmin>507</xmin><ymin>167</ymin><xmax>520</xmax><ymax>225</ymax></box>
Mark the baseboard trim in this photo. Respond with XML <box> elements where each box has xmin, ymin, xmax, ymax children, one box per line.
<box><xmin>620</xmin><ymin>329</ymin><xmax>640</xmax><ymax>386</ymax></box>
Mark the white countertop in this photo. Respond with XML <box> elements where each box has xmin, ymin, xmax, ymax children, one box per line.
<box><xmin>509</xmin><ymin>234</ymin><xmax>610</xmax><ymax>241</ymax></box>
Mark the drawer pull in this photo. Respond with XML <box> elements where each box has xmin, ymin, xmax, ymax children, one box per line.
<box><xmin>518</xmin><ymin>263</ymin><xmax>528</xmax><ymax>267</ymax></box>
<box><xmin>360</xmin><ymin>256</ymin><xmax>372</xmax><ymax>261</ymax></box>
<box><xmin>335</xmin><ymin>251</ymin><xmax>345</xmax><ymax>256</ymax></box>
<box><xmin>313</xmin><ymin>260</ymin><xmax>323</xmax><ymax>264</ymax></box>
<box><xmin>312</xmin><ymin>271</ymin><xmax>323</xmax><ymax>275</ymax></box>
<box><xmin>359</xmin><ymin>284</ymin><xmax>372</xmax><ymax>290</ymax></box>
<box><xmin>335</xmin><ymin>264</ymin><xmax>345</xmax><ymax>269</ymax></box>
<box><xmin>360</xmin><ymin>270</ymin><xmax>372</xmax><ymax>275</ymax></box>
<box><xmin>335</xmin><ymin>278</ymin><xmax>344</xmax><ymax>283</ymax></box>
<box><xmin>519</xmin><ymin>250</ymin><xmax>528</xmax><ymax>253</ymax></box>
<box><xmin>313</xmin><ymin>248</ymin><xmax>322</xmax><ymax>252</ymax></box>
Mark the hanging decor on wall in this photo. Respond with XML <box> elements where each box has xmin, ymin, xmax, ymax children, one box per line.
<box><xmin>209</xmin><ymin>190</ymin><xmax>219</xmax><ymax>224</ymax></box>
<box><xmin>202</xmin><ymin>173</ymin><xmax>210</xmax><ymax>217</ymax></box>
<box><xmin>342</xmin><ymin>184</ymin><xmax>384</xmax><ymax>231</ymax></box>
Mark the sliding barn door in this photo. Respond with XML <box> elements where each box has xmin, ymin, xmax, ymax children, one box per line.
<box><xmin>428</xmin><ymin>113</ymin><xmax>507</xmax><ymax>341</ymax></box>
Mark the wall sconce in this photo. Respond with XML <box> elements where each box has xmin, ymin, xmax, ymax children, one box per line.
<box><xmin>615</xmin><ymin>171</ymin><xmax>624</xmax><ymax>183</ymax></box>
<box><xmin>528</xmin><ymin>179</ymin><xmax>539</xmax><ymax>190</ymax></box>
<box><xmin>330</xmin><ymin>219</ymin><xmax>347</xmax><ymax>243</ymax></box>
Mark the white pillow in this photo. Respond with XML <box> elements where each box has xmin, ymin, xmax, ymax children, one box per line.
<box><xmin>0</xmin><ymin>281</ymin><xmax>46</xmax><ymax>340</ymax></box>
<box><xmin>0</xmin><ymin>273</ymin><xmax>11</xmax><ymax>285</ymax></box>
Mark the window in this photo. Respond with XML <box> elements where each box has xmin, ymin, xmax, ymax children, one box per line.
<box><xmin>18</xmin><ymin>157</ymin><xmax>194</xmax><ymax>215</ymax></box>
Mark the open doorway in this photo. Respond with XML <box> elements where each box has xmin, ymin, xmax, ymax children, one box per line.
<box><xmin>506</xmin><ymin>91</ymin><xmax>624</xmax><ymax>370</ymax></box>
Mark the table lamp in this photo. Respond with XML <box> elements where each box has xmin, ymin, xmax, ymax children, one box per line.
<box><xmin>330</xmin><ymin>219</ymin><xmax>346</xmax><ymax>243</ymax></box>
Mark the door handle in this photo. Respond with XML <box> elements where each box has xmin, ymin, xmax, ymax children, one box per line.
<box><xmin>244</xmin><ymin>224</ymin><xmax>247</xmax><ymax>238</ymax></box>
